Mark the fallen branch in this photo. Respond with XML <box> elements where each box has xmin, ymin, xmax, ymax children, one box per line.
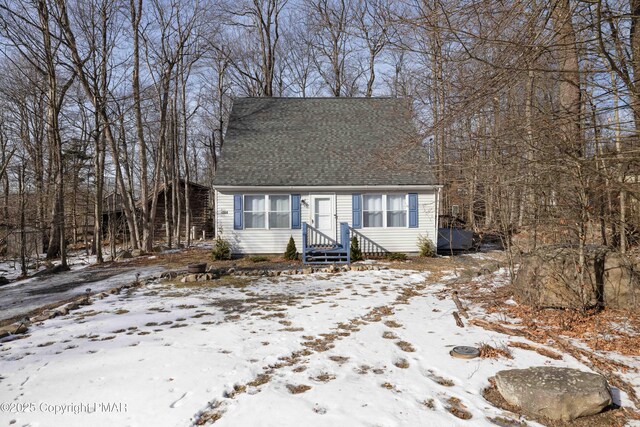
<box><xmin>453</xmin><ymin>311</ymin><xmax>465</xmax><ymax>328</ymax></box>
<box><xmin>507</xmin><ymin>341</ymin><xmax>562</xmax><ymax>360</ymax></box>
<box><xmin>469</xmin><ymin>319</ymin><xmax>533</xmax><ymax>339</ymax></box>
<box><xmin>452</xmin><ymin>291</ymin><xmax>469</xmax><ymax>318</ymax></box>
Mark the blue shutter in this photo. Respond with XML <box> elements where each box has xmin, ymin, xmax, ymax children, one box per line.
<box><xmin>233</xmin><ymin>195</ymin><xmax>243</xmax><ymax>230</ymax></box>
<box><xmin>408</xmin><ymin>193</ymin><xmax>418</xmax><ymax>228</ymax></box>
<box><xmin>291</xmin><ymin>194</ymin><xmax>301</xmax><ymax>229</ymax></box>
<box><xmin>352</xmin><ymin>194</ymin><xmax>362</xmax><ymax>229</ymax></box>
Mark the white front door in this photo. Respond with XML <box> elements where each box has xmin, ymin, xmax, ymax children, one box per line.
<box><xmin>311</xmin><ymin>194</ymin><xmax>335</xmax><ymax>238</ymax></box>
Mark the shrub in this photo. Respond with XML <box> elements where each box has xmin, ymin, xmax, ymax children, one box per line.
<box><xmin>284</xmin><ymin>236</ymin><xmax>298</xmax><ymax>260</ymax></box>
<box><xmin>350</xmin><ymin>236</ymin><xmax>363</xmax><ymax>261</ymax></box>
<box><xmin>387</xmin><ymin>252</ymin><xmax>408</xmax><ymax>261</ymax></box>
<box><xmin>249</xmin><ymin>255</ymin><xmax>269</xmax><ymax>263</ymax></box>
<box><xmin>212</xmin><ymin>236</ymin><xmax>231</xmax><ymax>260</ymax></box>
<box><xmin>417</xmin><ymin>235</ymin><xmax>436</xmax><ymax>257</ymax></box>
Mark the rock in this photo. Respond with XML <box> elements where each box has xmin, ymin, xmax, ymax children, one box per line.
<box><xmin>0</xmin><ymin>323</ymin><xmax>29</xmax><ymax>337</ymax></box>
<box><xmin>31</xmin><ymin>314</ymin><xmax>50</xmax><ymax>323</ymax></box>
<box><xmin>180</xmin><ymin>274</ymin><xmax>199</xmax><ymax>283</ymax></box>
<box><xmin>514</xmin><ymin>245</ymin><xmax>639</xmax><ymax>309</ymax></box>
<box><xmin>603</xmin><ymin>252</ymin><xmax>639</xmax><ymax>309</ymax></box>
<box><xmin>12</xmin><ymin>323</ymin><xmax>28</xmax><ymax>334</ymax></box>
<box><xmin>161</xmin><ymin>271</ymin><xmax>178</xmax><ymax>279</ymax></box>
<box><xmin>325</xmin><ymin>265</ymin><xmax>339</xmax><ymax>273</ymax></box>
<box><xmin>55</xmin><ymin>307</ymin><xmax>69</xmax><ymax>316</ymax></box>
<box><xmin>131</xmin><ymin>249</ymin><xmax>144</xmax><ymax>257</ymax></box>
<box><xmin>495</xmin><ymin>367</ymin><xmax>611</xmax><ymax>421</ymax></box>
<box><xmin>65</xmin><ymin>302</ymin><xmax>80</xmax><ymax>311</ymax></box>
<box><xmin>116</xmin><ymin>250</ymin><xmax>133</xmax><ymax>260</ymax></box>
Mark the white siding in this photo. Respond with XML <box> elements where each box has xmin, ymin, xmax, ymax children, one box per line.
<box><xmin>215</xmin><ymin>189</ymin><xmax>438</xmax><ymax>255</ymax></box>
<box><xmin>336</xmin><ymin>192</ymin><xmax>437</xmax><ymax>253</ymax></box>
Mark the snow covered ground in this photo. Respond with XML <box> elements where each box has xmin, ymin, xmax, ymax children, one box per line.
<box><xmin>0</xmin><ymin>265</ymin><xmax>165</xmax><ymax>322</ymax></box>
<box><xmin>0</xmin><ymin>251</ymin><xmax>98</xmax><ymax>283</ymax></box>
<box><xmin>0</xmin><ymin>268</ymin><xmax>637</xmax><ymax>426</ymax></box>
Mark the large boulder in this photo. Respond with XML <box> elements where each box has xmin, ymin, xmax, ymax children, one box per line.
<box><xmin>495</xmin><ymin>367</ymin><xmax>611</xmax><ymax>421</ymax></box>
<box><xmin>514</xmin><ymin>246</ymin><xmax>639</xmax><ymax>309</ymax></box>
<box><xmin>603</xmin><ymin>252</ymin><xmax>639</xmax><ymax>309</ymax></box>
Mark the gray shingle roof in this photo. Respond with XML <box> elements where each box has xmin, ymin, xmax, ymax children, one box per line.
<box><xmin>214</xmin><ymin>97</ymin><xmax>437</xmax><ymax>187</ymax></box>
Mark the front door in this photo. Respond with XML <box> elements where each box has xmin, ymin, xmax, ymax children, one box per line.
<box><xmin>311</xmin><ymin>195</ymin><xmax>335</xmax><ymax>239</ymax></box>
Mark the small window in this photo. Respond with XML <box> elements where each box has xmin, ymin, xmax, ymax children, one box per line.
<box><xmin>244</xmin><ymin>195</ymin><xmax>266</xmax><ymax>229</ymax></box>
<box><xmin>387</xmin><ymin>195</ymin><xmax>407</xmax><ymax>227</ymax></box>
<box><xmin>451</xmin><ymin>205</ymin><xmax>460</xmax><ymax>217</ymax></box>
<box><xmin>269</xmin><ymin>195</ymin><xmax>290</xmax><ymax>229</ymax></box>
<box><xmin>363</xmin><ymin>195</ymin><xmax>383</xmax><ymax>227</ymax></box>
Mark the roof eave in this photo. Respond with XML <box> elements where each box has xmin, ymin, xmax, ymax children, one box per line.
<box><xmin>213</xmin><ymin>184</ymin><xmax>443</xmax><ymax>191</ymax></box>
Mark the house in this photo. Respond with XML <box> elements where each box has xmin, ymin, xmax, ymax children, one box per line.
<box><xmin>145</xmin><ymin>180</ymin><xmax>212</xmax><ymax>239</ymax></box>
<box><xmin>213</xmin><ymin>97</ymin><xmax>441</xmax><ymax>263</ymax></box>
<box><xmin>4</xmin><ymin>227</ymin><xmax>44</xmax><ymax>258</ymax></box>
<box><xmin>102</xmin><ymin>192</ymin><xmax>129</xmax><ymax>242</ymax></box>
<box><xmin>102</xmin><ymin>179</ymin><xmax>212</xmax><ymax>243</ymax></box>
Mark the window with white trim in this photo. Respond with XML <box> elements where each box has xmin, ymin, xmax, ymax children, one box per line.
<box><xmin>362</xmin><ymin>194</ymin><xmax>408</xmax><ymax>228</ymax></box>
<box><xmin>269</xmin><ymin>195</ymin><xmax>290</xmax><ymax>228</ymax></box>
<box><xmin>244</xmin><ymin>195</ymin><xmax>266</xmax><ymax>228</ymax></box>
<box><xmin>387</xmin><ymin>194</ymin><xmax>407</xmax><ymax>227</ymax></box>
<box><xmin>363</xmin><ymin>195</ymin><xmax>383</xmax><ymax>227</ymax></box>
<box><xmin>243</xmin><ymin>195</ymin><xmax>290</xmax><ymax>229</ymax></box>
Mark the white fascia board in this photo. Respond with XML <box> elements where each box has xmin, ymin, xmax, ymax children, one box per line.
<box><xmin>214</xmin><ymin>184</ymin><xmax>443</xmax><ymax>192</ymax></box>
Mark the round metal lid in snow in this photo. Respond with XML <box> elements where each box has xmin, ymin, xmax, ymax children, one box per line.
<box><xmin>450</xmin><ymin>346</ymin><xmax>480</xmax><ymax>359</ymax></box>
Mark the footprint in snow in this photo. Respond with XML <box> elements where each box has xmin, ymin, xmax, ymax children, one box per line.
<box><xmin>170</xmin><ymin>391</ymin><xmax>191</xmax><ymax>408</ymax></box>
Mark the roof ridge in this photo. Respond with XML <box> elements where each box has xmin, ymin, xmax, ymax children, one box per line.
<box><xmin>234</xmin><ymin>96</ymin><xmax>404</xmax><ymax>100</ymax></box>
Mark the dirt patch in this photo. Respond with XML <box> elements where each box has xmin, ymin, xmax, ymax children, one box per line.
<box><xmin>445</xmin><ymin>396</ymin><xmax>472</xmax><ymax>420</ymax></box>
<box><xmin>194</xmin><ymin>400</ymin><xmax>225</xmax><ymax>425</ymax></box>
<box><xmin>423</xmin><ymin>398</ymin><xmax>436</xmax><ymax>409</ymax></box>
<box><xmin>395</xmin><ymin>340</ymin><xmax>416</xmax><ymax>352</ymax></box>
<box><xmin>393</xmin><ymin>358</ymin><xmax>410</xmax><ymax>369</ymax></box>
<box><xmin>383</xmin><ymin>320</ymin><xmax>403</xmax><ymax>328</ymax></box>
<box><xmin>246</xmin><ymin>374</ymin><xmax>271</xmax><ymax>387</ymax></box>
<box><xmin>381</xmin><ymin>382</ymin><xmax>400</xmax><ymax>392</ymax></box>
<box><xmin>426</xmin><ymin>370</ymin><xmax>454</xmax><ymax>387</ymax></box>
<box><xmin>173</xmin><ymin>276</ymin><xmax>253</xmax><ymax>289</ymax></box>
<box><xmin>286</xmin><ymin>384</ymin><xmax>311</xmax><ymax>394</ymax></box>
<box><xmin>328</xmin><ymin>355</ymin><xmax>349</xmax><ymax>364</ymax></box>
<box><xmin>362</xmin><ymin>305</ymin><xmax>394</xmax><ymax>322</ymax></box>
<box><xmin>223</xmin><ymin>384</ymin><xmax>247</xmax><ymax>399</ymax></box>
<box><xmin>382</xmin><ymin>330</ymin><xmax>398</xmax><ymax>339</ymax></box>
<box><xmin>310</xmin><ymin>372</ymin><xmax>336</xmax><ymax>383</ymax></box>
<box><xmin>479</xmin><ymin>343</ymin><xmax>513</xmax><ymax>359</ymax></box>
